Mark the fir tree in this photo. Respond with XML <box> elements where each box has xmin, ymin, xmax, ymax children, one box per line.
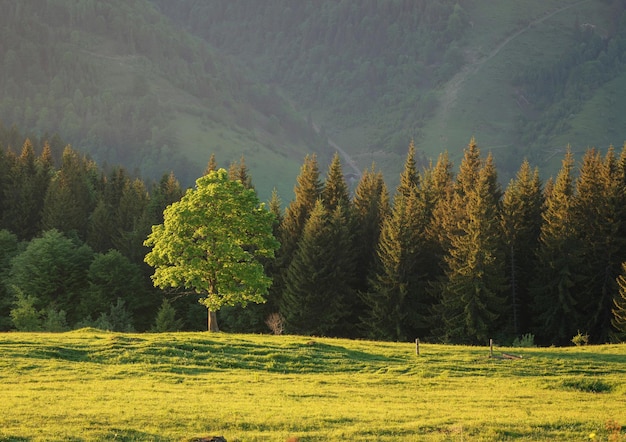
<box><xmin>530</xmin><ymin>149</ymin><xmax>584</xmax><ymax>345</ymax></box>
<box><xmin>322</xmin><ymin>152</ymin><xmax>350</xmax><ymax>213</ymax></box>
<box><xmin>281</xmin><ymin>200</ymin><xmax>352</xmax><ymax>336</ymax></box>
<box><xmin>274</xmin><ymin>155</ymin><xmax>323</xmax><ymax>307</ymax></box>
<box><xmin>433</xmin><ymin>151</ymin><xmax>507</xmax><ymax>344</ymax></box>
<box><xmin>573</xmin><ymin>148</ymin><xmax>624</xmax><ymax>342</ymax></box>
<box><xmin>362</xmin><ymin>143</ymin><xmax>429</xmax><ymax>341</ymax></box>
<box><xmin>502</xmin><ymin>160</ymin><xmax>543</xmax><ymax>336</ymax></box>
<box><xmin>228</xmin><ymin>155</ymin><xmax>254</xmax><ymax>190</ymax></box>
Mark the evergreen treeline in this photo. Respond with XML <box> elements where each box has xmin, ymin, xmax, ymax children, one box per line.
<box><xmin>225</xmin><ymin>140</ymin><xmax>626</xmax><ymax>346</ymax></box>
<box><xmin>2</xmin><ymin>126</ymin><xmax>626</xmax><ymax>345</ymax></box>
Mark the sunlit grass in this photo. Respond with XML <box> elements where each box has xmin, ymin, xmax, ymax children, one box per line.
<box><xmin>0</xmin><ymin>330</ymin><xmax>624</xmax><ymax>441</ymax></box>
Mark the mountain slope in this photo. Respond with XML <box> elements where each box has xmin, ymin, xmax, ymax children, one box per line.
<box><xmin>154</xmin><ymin>0</ymin><xmax>626</xmax><ymax>184</ymax></box>
<box><xmin>0</xmin><ymin>0</ymin><xmax>324</xmax><ymax>200</ymax></box>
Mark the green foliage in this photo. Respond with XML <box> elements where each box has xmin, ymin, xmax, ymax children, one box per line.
<box><xmin>571</xmin><ymin>330</ymin><xmax>590</xmax><ymax>347</ymax></box>
<box><xmin>512</xmin><ymin>333</ymin><xmax>536</xmax><ymax>348</ymax></box>
<box><xmin>281</xmin><ymin>200</ymin><xmax>354</xmax><ymax>336</ymax></box>
<box><xmin>10</xmin><ymin>287</ymin><xmax>42</xmax><ymax>331</ymax></box>
<box><xmin>144</xmin><ymin>169</ymin><xmax>279</xmax><ymax>331</ymax></box>
<box><xmin>152</xmin><ymin>299</ymin><xmax>183</xmax><ymax>332</ymax></box>
<box><xmin>7</xmin><ymin>229</ymin><xmax>94</xmax><ymax>325</ymax></box>
<box><xmin>433</xmin><ymin>142</ymin><xmax>507</xmax><ymax>344</ymax></box>
<box><xmin>43</xmin><ymin>307</ymin><xmax>69</xmax><ymax>332</ymax></box>
<box><xmin>93</xmin><ymin>298</ymin><xmax>135</xmax><ymax>333</ymax></box>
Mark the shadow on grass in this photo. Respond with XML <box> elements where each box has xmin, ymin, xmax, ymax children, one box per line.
<box><xmin>101</xmin><ymin>428</ymin><xmax>169</xmax><ymax>441</ymax></box>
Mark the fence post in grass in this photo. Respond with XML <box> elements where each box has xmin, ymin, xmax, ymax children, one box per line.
<box><xmin>415</xmin><ymin>338</ymin><xmax>420</xmax><ymax>356</ymax></box>
<box><xmin>489</xmin><ymin>338</ymin><xmax>493</xmax><ymax>358</ymax></box>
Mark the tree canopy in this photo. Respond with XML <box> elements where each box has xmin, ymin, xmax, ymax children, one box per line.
<box><xmin>144</xmin><ymin>169</ymin><xmax>279</xmax><ymax>331</ymax></box>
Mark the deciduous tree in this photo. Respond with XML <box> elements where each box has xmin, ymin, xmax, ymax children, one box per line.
<box><xmin>144</xmin><ymin>169</ymin><xmax>279</xmax><ymax>331</ymax></box>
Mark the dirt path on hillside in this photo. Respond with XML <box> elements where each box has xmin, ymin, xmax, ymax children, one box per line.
<box><xmin>438</xmin><ymin>0</ymin><xmax>591</xmax><ymax>124</ymax></box>
<box><xmin>311</xmin><ymin>122</ymin><xmax>362</xmax><ymax>177</ymax></box>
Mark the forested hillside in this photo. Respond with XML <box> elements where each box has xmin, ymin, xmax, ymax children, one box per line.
<box><xmin>2</xmin><ymin>128</ymin><xmax>626</xmax><ymax>345</ymax></box>
<box><xmin>154</xmin><ymin>0</ymin><xmax>626</xmax><ymax>184</ymax></box>
<box><xmin>0</xmin><ymin>0</ymin><xmax>324</xmax><ymax>200</ymax></box>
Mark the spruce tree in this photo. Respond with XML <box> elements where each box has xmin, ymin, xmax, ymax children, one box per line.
<box><xmin>433</xmin><ymin>150</ymin><xmax>507</xmax><ymax>344</ymax></box>
<box><xmin>228</xmin><ymin>155</ymin><xmax>254</xmax><ymax>190</ymax></box>
<box><xmin>613</xmin><ymin>262</ymin><xmax>626</xmax><ymax>339</ymax></box>
<box><xmin>322</xmin><ymin>152</ymin><xmax>350</xmax><ymax>213</ymax></box>
<box><xmin>352</xmin><ymin>164</ymin><xmax>390</xmax><ymax>294</ymax></box>
<box><xmin>2</xmin><ymin>139</ymin><xmax>41</xmax><ymax>239</ymax></box>
<box><xmin>41</xmin><ymin>146</ymin><xmax>97</xmax><ymax>240</ymax></box>
<box><xmin>362</xmin><ymin>143</ymin><xmax>429</xmax><ymax>341</ymax></box>
<box><xmin>280</xmin><ymin>200</ymin><xmax>352</xmax><ymax>335</ymax></box>
<box><xmin>572</xmin><ymin>147</ymin><xmax>624</xmax><ymax>342</ymax></box>
<box><xmin>204</xmin><ymin>153</ymin><xmax>218</xmax><ymax>175</ymax></box>
<box><xmin>502</xmin><ymin>160</ymin><xmax>543</xmax><ymax>336</ymax></box>
<box><xmin>274</xmin><ymin>155</ymin><xmax>323</xmax><ymax>307</ymax></box>
<box><xmin>530</xmin><ymin>149</ymin><xmax>584</xmax><ymax>345</ymax></box>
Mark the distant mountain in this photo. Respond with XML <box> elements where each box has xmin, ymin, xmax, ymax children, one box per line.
<box><xmin>153</xmin><ymin>0</ymin><xmax>626</xmax><ymax>183</ymax></box>
<box><xmin>0</xmin><ymin>0</ymin><xmax>325</xmax><ymax>200</ymax></box>
<box><xmin>3</xmin><ymin>1</ymin><xmax>626</xmax><ymax>199</ymax></box>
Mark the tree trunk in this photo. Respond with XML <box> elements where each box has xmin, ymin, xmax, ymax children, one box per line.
<box><xmin>207</xmin><ymin>309</ymin><xmax>219</xmax><ymax>332</ymax></box>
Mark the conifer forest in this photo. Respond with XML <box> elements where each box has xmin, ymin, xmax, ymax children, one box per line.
<box><xmin>1</xmin><ymin>125</ymin><xmax>626</xmax><ymax>346</ymax></box>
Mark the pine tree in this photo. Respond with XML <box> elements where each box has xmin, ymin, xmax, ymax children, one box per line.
<box><xmin>228</xmin><ymin>155</ymin><xmax>254</xmax><ymax>190</ymax></box>
<box><xmin>362</xmin><ymin>143</ymin><xmax>429</xmax><ymax>341</ymax></box>
<box><xmin>530</xmin><ymin>149</ymin><xmax>584</xmax><ymax>345</ymax></box>
<box><xmin>281</xmin><ymin>200</ymin><xmax>352</xmax><ymax>336</ymax></box>
<box><xmin>352</xmin><ymin>164</ymin><xmax>390</xmax><ymax>294</ymax></box>
<box><xmin>274</xmin><ymin>155</ymin><xmax>323</xmax><ymax>306</ymax></box>
<box><xmin>502</xmin><ymin>160</ymin><xmax>543</xmax><ymax>336</ymax></box>
<box><xmin>41</xmin><ymin>146</ymin><xmax>97</xmax><ymax>240</ymax></box>
<box><xmin>572</xmin><ymin>147</ymin><xmax>624</xmax><ymax>342</ymax></box>
<box><xmin>2</xmin><ymin>139</ymin><xmax>41</xmax><ymax>239</ymax></box>
<box><xmin>433</xmin><ymin>150</ymin><xmax>507</xmax><ymax>344</ymax></box>
<box><xmin>322</xmin><ymin>152</ymin><xmax>350</xmax><ymax>212</ymax></box>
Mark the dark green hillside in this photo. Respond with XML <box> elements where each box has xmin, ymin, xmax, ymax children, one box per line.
<box><xmin>154</xmin><ymin>0</ymin><xmax>626</xmax><ymax>183</ymax></box>
<box><xmin>0</xmin><ymin>0</ymin><xmax>324</xmax><ymax>200</ymax></box>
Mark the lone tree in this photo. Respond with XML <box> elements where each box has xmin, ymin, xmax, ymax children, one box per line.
<box><xmin>144</xmin><ymin>169</ymin><xmax>279</xmax><ymax>331</ymax></box>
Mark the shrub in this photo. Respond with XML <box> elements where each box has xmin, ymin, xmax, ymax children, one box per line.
<box><xmin>572</xmin><ymin>330</ymin><xmax>589</xmax><ymax>346</ymax></box>
<box><xmin>512</xmin><ymin>333</ymin><xmax>535</xmax><ymax>347</ymax></box>
<box><xmin>265</xmin><ymin>312</ymin><xmax>285</xmax><ymax>335</ymax></box>
<box><xmin>94</xmin><ymin>298</ymin><xmax>135</xmax><ymax>332</ymax></box>
<box><xmin>10</xmin><ymin>287</ymin><xmax>42</xmax><ymax>331</ymax></box>
<box><xmin>43</xmin><ymin>307</ymin><xmax>69</xmax><ymax>332</ymax></box>
<box><xmin>152</xmin><ymin>299</ymin><xmax>183</xmax><ymax>332</ymax></box>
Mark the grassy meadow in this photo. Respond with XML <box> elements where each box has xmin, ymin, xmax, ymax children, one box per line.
<box><xmin>0</xmin><ymin>329</ymin><xmax>624</xmax><ymax>441</ymax></box>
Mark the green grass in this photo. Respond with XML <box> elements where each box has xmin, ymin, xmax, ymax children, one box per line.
<box><xmin>0</xmin><ymin>330</ymin><xmax>624</xmax><ymax>441</ymax></box>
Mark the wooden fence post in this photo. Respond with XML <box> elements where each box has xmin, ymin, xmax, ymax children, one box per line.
<box><xmin>415</xmin><ymin>338</ymin><xmax>420</xmax><ymax>356</ymax></box>
<box><xmin>489</xmin><ymin>338</ymin><xmax>493</xmax><ymax>358</ymax></box>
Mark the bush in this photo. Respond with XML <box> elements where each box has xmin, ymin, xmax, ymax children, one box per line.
<box><xmin>571</xmin><ymin>330</ymin><xmax>589</xmax><ymax>346</ymax></box>
<box><xmin>43</xmin><ymin>307</ymin><xmax>69</xmax><ymax>332</ymax></box>
<box><xmin>152</xmin><ymin>298</ymin><xmax>183</xmax><ymax>332</ymax></box>
<box><xmin>512</xmin><ymin>333</ymin><xmax>535</xmax><ymax>347</ymax></box>
<box><xmin>94</xmin><ymin>298</ymin><xmax>135</xmax><ymax>332</ymax></box>
<box><xmin>10</xmin><ymin>287</ymin><xmax>42</xmax><ymax>331</ymax></box>
<box><xmin>265</xmin><ymin>312</ymin><xmax>285</xmax><ymax>335</ymax></box>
